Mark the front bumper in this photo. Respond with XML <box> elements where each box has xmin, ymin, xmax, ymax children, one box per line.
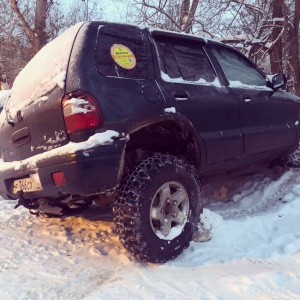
<box><xmin>0</xmin><ymin>140</ymin><xmax>126</xmax><ymax>200</ymax></box>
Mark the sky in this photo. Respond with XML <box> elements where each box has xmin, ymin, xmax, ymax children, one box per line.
<box><xmin>65</xmin><ymin>0</ymin><xmax>127</xmax><ymax>22</ymax></box>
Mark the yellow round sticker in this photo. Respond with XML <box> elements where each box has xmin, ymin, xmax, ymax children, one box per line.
<box><xmin>110</xmin><ymin>44</ymin><xmax>136</xmax><ymax>70</ymax></box>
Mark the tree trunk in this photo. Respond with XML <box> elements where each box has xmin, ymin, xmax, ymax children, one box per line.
<box><xmin>185</xmin><ymin>0</ymin><xmax>199</xmax><ymax>33</ymax></box>
<box><xmin>180</xmin><ymin>0</ymin><xmax>190</xmax><ymax>30</ymax></box>
<box><xmin>10</xmin><ymin>0</ymin><xmax>49</xmax><ymax>58</ymax></box>
<box><xmin>179</xmin><ymin>0</ymin><xmax>199</xmax><ymax>33</ymax></box>
<box><xmin>33</xmin><ymin>0</ymin><xmax>48</xmax><ymax>55</ymax></box>
<box><xmin>289</xmin><ymin>0</ymin><xmax>300</xmax><ymax>96</ymax></box>
<box><xmin>270</xmin><ymin>0</ymin><xmax>284</xmax><ymax>74</ymax></box>
<box><xmin>0</xmin><ymin>58</ymin><xmax>9</xmax><ymax>90</ymax></box>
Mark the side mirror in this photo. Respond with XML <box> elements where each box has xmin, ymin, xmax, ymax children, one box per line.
<box><xmin>269</xmin><ymin>73</ymin><xmax>287</xmax><ymax>90</ymax></box>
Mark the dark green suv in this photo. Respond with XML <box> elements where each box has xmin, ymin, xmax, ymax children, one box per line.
<box><xmin>0</xmin><ymin>22</ymin><xmax>299</xmax><ymax>263</ymax></box>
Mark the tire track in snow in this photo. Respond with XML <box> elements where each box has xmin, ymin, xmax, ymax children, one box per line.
<box><xmin>203</xmin><ymin>166</ymin><xmax>300</xmax><ymax>220</ymax></box>
<box><xmin>0</xmin><ymin>203</ymin><xmax>130</xmax><ymax>299</ymax></box>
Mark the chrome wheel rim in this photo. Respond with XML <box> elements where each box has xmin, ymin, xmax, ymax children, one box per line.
<box><xmin>150</xmin><ymin>181</ymin><xmax>189</xmax><ymax>240</ymax></box>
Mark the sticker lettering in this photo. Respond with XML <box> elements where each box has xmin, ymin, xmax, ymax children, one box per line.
<box><xmin>110</xmin><ymin>44</ymin><xmax>136</xmax><ymax>70</ymax></box>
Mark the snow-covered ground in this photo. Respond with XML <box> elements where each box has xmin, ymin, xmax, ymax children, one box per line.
<box><xmin>1</xmin><ymin>165</ymin><xmax>300</xmax><ymax>299</ymax></box>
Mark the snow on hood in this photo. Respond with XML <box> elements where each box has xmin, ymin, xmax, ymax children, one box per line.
<box><xmin>4</xmin><ymin>23</ymin><xmax>84</xmax><ymax>120</ymax></box>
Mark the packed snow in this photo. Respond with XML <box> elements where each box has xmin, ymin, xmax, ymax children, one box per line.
<box><xmin>1</xmin><ymin>164</ymin><xmax>300</xmax><ymax>299</ymax></box>
<box><xmin>164</xmin><ymin>107</ymin><xmax>176</xmax><ymax>113</ymax></box>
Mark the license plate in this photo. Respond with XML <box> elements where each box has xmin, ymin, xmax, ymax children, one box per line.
<box><xmin>13</xmin><ymin>174</ymin><xmax>43</xmax><ymax>193</ymax></box>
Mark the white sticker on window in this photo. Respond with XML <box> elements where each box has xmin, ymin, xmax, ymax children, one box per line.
<box><xmin>110</xmin><ymin>44</ymin><xmax>136</xmax><ymax>70</ymax></box>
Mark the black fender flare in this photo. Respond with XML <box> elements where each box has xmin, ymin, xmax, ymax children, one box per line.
<box><xmin>116</xmin><ymin>112</ymin><xmax>207</xmax><ymax>182</ymax></box>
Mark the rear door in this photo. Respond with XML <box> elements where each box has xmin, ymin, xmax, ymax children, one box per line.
<box><xmin>210</xmin><ymin>44</ymin><xmax>298</xmax><ymax>155</ymax></box>
<box><xmin>152</xmin><ymin>33</ymin><xmax>243</xmax><ymax>164</ymax></box>
<box><xmin>0</xmin><ymin>23</ymin><xmax>84</xmax><ymax>162</ymax></box>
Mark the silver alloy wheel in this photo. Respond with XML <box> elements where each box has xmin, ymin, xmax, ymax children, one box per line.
<box><xmin>150</xmin><ymin>181</ymin><xmax>189</xmax><ymax>239</ymax></box>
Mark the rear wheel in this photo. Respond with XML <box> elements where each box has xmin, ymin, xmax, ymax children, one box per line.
<box><xmin>113</xmin><ymin>154</ymin><xmax>202</xmax><ymax>263</ymax></box>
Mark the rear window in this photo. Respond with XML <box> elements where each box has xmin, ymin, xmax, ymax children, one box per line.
<box><xmin>96</xmin><ymin>25</ymin><xmax>148</xmax><ymax>79</ymax></box>
<box><xmin>9</xmin><ymin>23</ymin><xmax>82</xmax><ymax>107</ymax></box>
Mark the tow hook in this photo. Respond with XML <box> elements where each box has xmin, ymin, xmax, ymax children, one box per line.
<box><xmin>14</xmin><ymin>190</ymin><xmax>39</xmax><ymax>210</ymax></box>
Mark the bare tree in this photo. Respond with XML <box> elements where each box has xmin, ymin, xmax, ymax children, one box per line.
<box><xmin>233</xmin><ymin>0</ymin><xmax>300</xmax><ymax>95</ymax></box>
<box><xmin>9</xmin><ymin>0</ymin><xmax>51</xmax><ymax>56</ymax></box>
<box><xmin>1</xmin><ymin>0</ymin><xmax>299</xmax><ymax>95</ymax></box>
<box><xmin>0</xmin><ymin>0</ymin><xmax>103</xmax><ymax>88</ymax></box>
<box><xmin>285</xmin><ymin>0</ymin><xmax>300</xmax><ymax>95</ymax></box>
<box><xmin>0</xmin><ymin>0</ymin><xmax>25</xmax><ymax>88</ymax></box>
<box><xmin>129</xmin><ymin>0</ymin><xmax>203</xmax><ymax>33</ymax></box>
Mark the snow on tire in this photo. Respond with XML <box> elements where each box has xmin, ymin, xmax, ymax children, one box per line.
<box><xmin>113</xmin><ymin>154</ymin><xmax>202</xmax><ymax>263</ymax></box>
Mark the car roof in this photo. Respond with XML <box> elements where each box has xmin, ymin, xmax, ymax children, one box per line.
<box><xmin>91</xmin><ymin>21</ymin><xmax>227</xmax><ymax>48</ymax></box>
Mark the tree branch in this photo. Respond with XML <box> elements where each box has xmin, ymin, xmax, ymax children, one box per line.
<box><xmin>9</xmin><ymin>0</ymin><xmax>35</xmax><ymax>42</ymax></box>
<box><xmin>229</xmin><ymin>0</ymin><xmax>270</xmax><ymax>18</ymax></box>
<box><xmin>137</xmin><ymin>0</ymin><xmax>181</xmax><ymax>31</ymax></box>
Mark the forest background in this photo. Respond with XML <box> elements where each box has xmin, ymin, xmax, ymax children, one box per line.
<box><xmin>0</xmin><ymin>0</ymin><xmax>299</xmax><ymax>95</ymax></box>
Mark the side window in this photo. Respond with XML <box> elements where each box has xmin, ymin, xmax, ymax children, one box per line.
<box><xmin>96</xmin><ymin>25</ymin><xmax>148</xmax><ymax>79</ymax></box>
<box><xmin>211</xmin><ymin>46</ymin><xmax>266</xmax><ymax>86</ymax></box>
<box><xmin>154</xmin><ymin>36</ymin><xmax>217</xmax><ymax>83</ymax></box>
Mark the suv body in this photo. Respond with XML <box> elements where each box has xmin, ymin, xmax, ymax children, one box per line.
<box><xmin>0</xmin><ymin>22</ymin><xmax>299</xmax><ymax>262</ymax></box>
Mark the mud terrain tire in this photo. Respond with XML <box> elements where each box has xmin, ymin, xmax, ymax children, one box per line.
<box><xmin>113</xmin><ymin>154</ymin><xmax>202</xmax><ymax>263</ymax></box>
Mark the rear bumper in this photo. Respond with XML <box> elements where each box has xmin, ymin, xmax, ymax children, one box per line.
<box><xmin>0</xmin><ymin>140</ymin><xmax>126</xmax><ymax>200</ymax></box>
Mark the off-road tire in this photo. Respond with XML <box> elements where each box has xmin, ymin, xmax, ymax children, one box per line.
<box><xmin>113</xmin><ymin>154</ymin><xmax>202</xmax><ymax>263</ymax></box>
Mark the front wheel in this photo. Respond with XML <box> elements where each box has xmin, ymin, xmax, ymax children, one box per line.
<box><xmin>113</xmin><ymin>154</ymin><xmax>202</xmax><ymax>263</ymax></box>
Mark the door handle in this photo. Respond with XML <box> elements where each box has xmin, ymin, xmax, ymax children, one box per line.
<box><xmin>242</xmin><ymin>94</ymin><xmax>251</xmax><ymax>103</ymax></box>
<box><xmin>173</xmin><ymin>91</ymin><xmax>189</xmax><ymax>101</ymax></box>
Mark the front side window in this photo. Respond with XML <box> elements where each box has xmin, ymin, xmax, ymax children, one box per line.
<box><xmin>211</xmin><ymin>46</ymin><xmax>266</xmax><ymax>86</ymax></box>
<box><xmin>96</xmin><ymin>25</ymin><xmax>148</xmax><ymax>79</ymax></box>
<box><xmin>154</xmin><ymin>36</ymin><xmax>217</xmax><ymax>83</ymax></box>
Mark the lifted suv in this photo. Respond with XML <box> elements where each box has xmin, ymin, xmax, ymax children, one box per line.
<box><xmin>0</xmin><ymin>22</ymin><xmax>299</xmax><ymax>263</ymax></box>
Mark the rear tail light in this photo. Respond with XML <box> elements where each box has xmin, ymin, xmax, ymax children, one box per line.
<box><xmin>62</xmin><ymin>91</ymin><xmax>103</xmax><ymax>134</ymax></box>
